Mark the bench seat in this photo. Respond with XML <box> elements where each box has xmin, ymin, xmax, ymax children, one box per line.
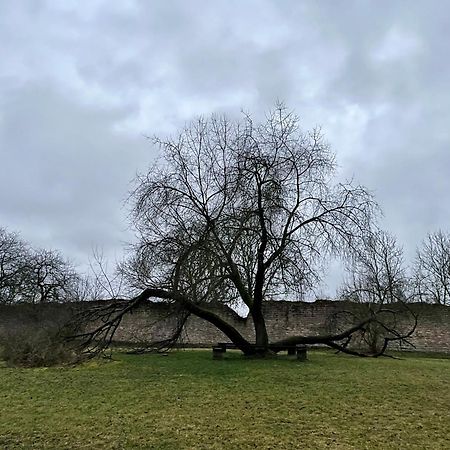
<box><xmin>212</xmin><ymin>342</ymin><xmax>307</xmax><ymax>360</ymax></box>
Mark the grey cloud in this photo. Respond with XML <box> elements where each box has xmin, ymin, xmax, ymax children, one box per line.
<box><xmin>1</xmin><ymin>0</ymin><xmax>450</xmax><ymax>294</ymax></box>
<box><xmin>0</xmin><ymin>83</ymin><xmax>150</xmax><ymax>267</ymax></box>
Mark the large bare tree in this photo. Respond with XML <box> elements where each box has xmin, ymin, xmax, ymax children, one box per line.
<box><xmin>78</xmin><ymin>106</ymin><xmax>416</xmax><ymax>356</ymax></box>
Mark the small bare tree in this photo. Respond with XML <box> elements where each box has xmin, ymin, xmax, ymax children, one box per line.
<box><xmin>340</xmin><ymin>231</ymin><xmax>416</xmax><ymax>353</ymax></box>
<box><xmin>414</xmin><ymin>230</ymin><xmax>450</xmax><ymax>305</ymax></box>
<box><xmin>341</xmin><ymin>231</ymin><xmax>408</xmax><ymax>304</ymax></box>
<box><xmin>85</xmin><ymin>247</ymin><xmax>129</xmax><ymax>300</ymax></box>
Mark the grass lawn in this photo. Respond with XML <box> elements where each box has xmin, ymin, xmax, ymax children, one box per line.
<box><xmin>0</xmin><ymin>350</ymin><xmax>449</xmax><ymax>449</ymax></box>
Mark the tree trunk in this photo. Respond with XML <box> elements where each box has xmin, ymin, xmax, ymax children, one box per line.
<box><xmin>251</xmin><ymin>306</ymin><xmax>269</xmax><ymax>351</ymax></box>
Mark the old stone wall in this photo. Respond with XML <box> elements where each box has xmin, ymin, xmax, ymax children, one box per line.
<box><xmin>114</xmin><ymin>300</ymin><xmax>450</xmax><ymax>353</ymax></box>
<box><xmin>1</xmin><ymin>300</ymin><xmax>449</xmax><ymax>353</ymax></box>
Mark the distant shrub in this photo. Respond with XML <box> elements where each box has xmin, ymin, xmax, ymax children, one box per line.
<box><xmin>0</xmin><ymin>323</ymin><xmax>81</xmax><ymax>367</ymax></box>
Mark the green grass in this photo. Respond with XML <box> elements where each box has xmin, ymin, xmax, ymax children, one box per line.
<box><xmin>1</xmin><ymin>350</ymin><xmax>449</xmax><ymax>449</ymax></box>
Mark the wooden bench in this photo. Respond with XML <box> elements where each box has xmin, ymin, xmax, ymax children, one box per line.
<box><xmin>212</xmin><ymin>342</ymin><xmax>307</xmax><ymax>360</ymax></box>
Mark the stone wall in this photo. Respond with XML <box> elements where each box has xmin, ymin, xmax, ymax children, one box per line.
<box><xmin>1</xmin><ymin>300</ymin><xmax>449</xmax><ymax>354</ymax></box>
<box><xmin>114</xmin><ymin>300</ymin><xmax>450</xmax><ymax>353</ymax></box>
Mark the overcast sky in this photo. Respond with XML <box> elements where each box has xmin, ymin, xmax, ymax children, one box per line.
<box><xmin>1</xmin><ymin>1</ymin><xmax>449</xmax><ymax>296</ymax></box>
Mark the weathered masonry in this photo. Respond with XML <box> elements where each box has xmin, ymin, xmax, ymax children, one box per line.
<box><xmin>1</xmin><ymin>300</ymin><xmax>449</xmax><ymax>354</ymax></box>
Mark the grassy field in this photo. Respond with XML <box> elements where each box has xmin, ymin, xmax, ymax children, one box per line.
<box><xmin>0</xmin><ymin>350</ymin><xmax>449</xmax><ymax>449</ymax></box>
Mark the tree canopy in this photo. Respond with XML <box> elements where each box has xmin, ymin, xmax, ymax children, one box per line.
<box><xmin>77</xmin><ymin>105</ymin><xmax>417</xmax><ymax>357</ymax></box>
<box><xmin>0</xmin><ymin>228</ymin><xmax>82</xmax><ymax>304</ymax></box>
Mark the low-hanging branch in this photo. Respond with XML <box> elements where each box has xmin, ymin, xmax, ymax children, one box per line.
<box><xmin>72</xmin><ymin>288</ymin><xmax>418</xmax><ymax>358</ymax></box>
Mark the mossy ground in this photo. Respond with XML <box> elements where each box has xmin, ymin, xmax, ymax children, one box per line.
<box><xmin>0</xmin><ymin>350</ymin><xmax>449</xmax><ymax>449</ymax></box>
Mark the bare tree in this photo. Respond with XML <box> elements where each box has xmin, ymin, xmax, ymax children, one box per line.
<box><xmin>0</xmin><ymin>228</ymin><xmax>29</xmax><ymax>304</ymax></box>
<box><xmin>0</xmin><ymin>227</ymin><xmax>84</xmax><ymax>304</ymax></box>
<box><xmin>414</xmin><ymin>230</ymin><xmax>450</xmax><ymax>305</ymax></box>
<box><xmin>22</xmin><ymin>249</ymin><xmax>81</xmax><ymax>304</ymax></box>
<box><xmin>341</xmin><ymin>231</ymin><xmax>408</xmax><ymax>304</ymax></box>
<box><xmin>339</xmin><ymin>231</ymin><xmax>416</xmax><ymax>353</ymax></box>
<box><xmin>78</xmin><ymin>105</ymin><xmax>416</xmax><ymax>357</ymax></box>
<box><xmin>87</xmin><ymin>247</ymin><xmax>128</xmax><ymax>300</ymax></box>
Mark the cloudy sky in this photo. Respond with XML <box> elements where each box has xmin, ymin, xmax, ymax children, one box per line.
<box><xmin>1</xmin><ymin>1</ymin><xmax>449</xmax><ymax>296</ymax></box>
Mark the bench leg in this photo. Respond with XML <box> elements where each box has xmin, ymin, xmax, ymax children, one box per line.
<box><xmin>296</xmin><ymin>345</ymin><xmax>307</xmax><ymax>361</ymax></box>
<box><xmin>213</xmin><ymin>347</ymin><xmax>225</xmax><ymax>359</ymax></box>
